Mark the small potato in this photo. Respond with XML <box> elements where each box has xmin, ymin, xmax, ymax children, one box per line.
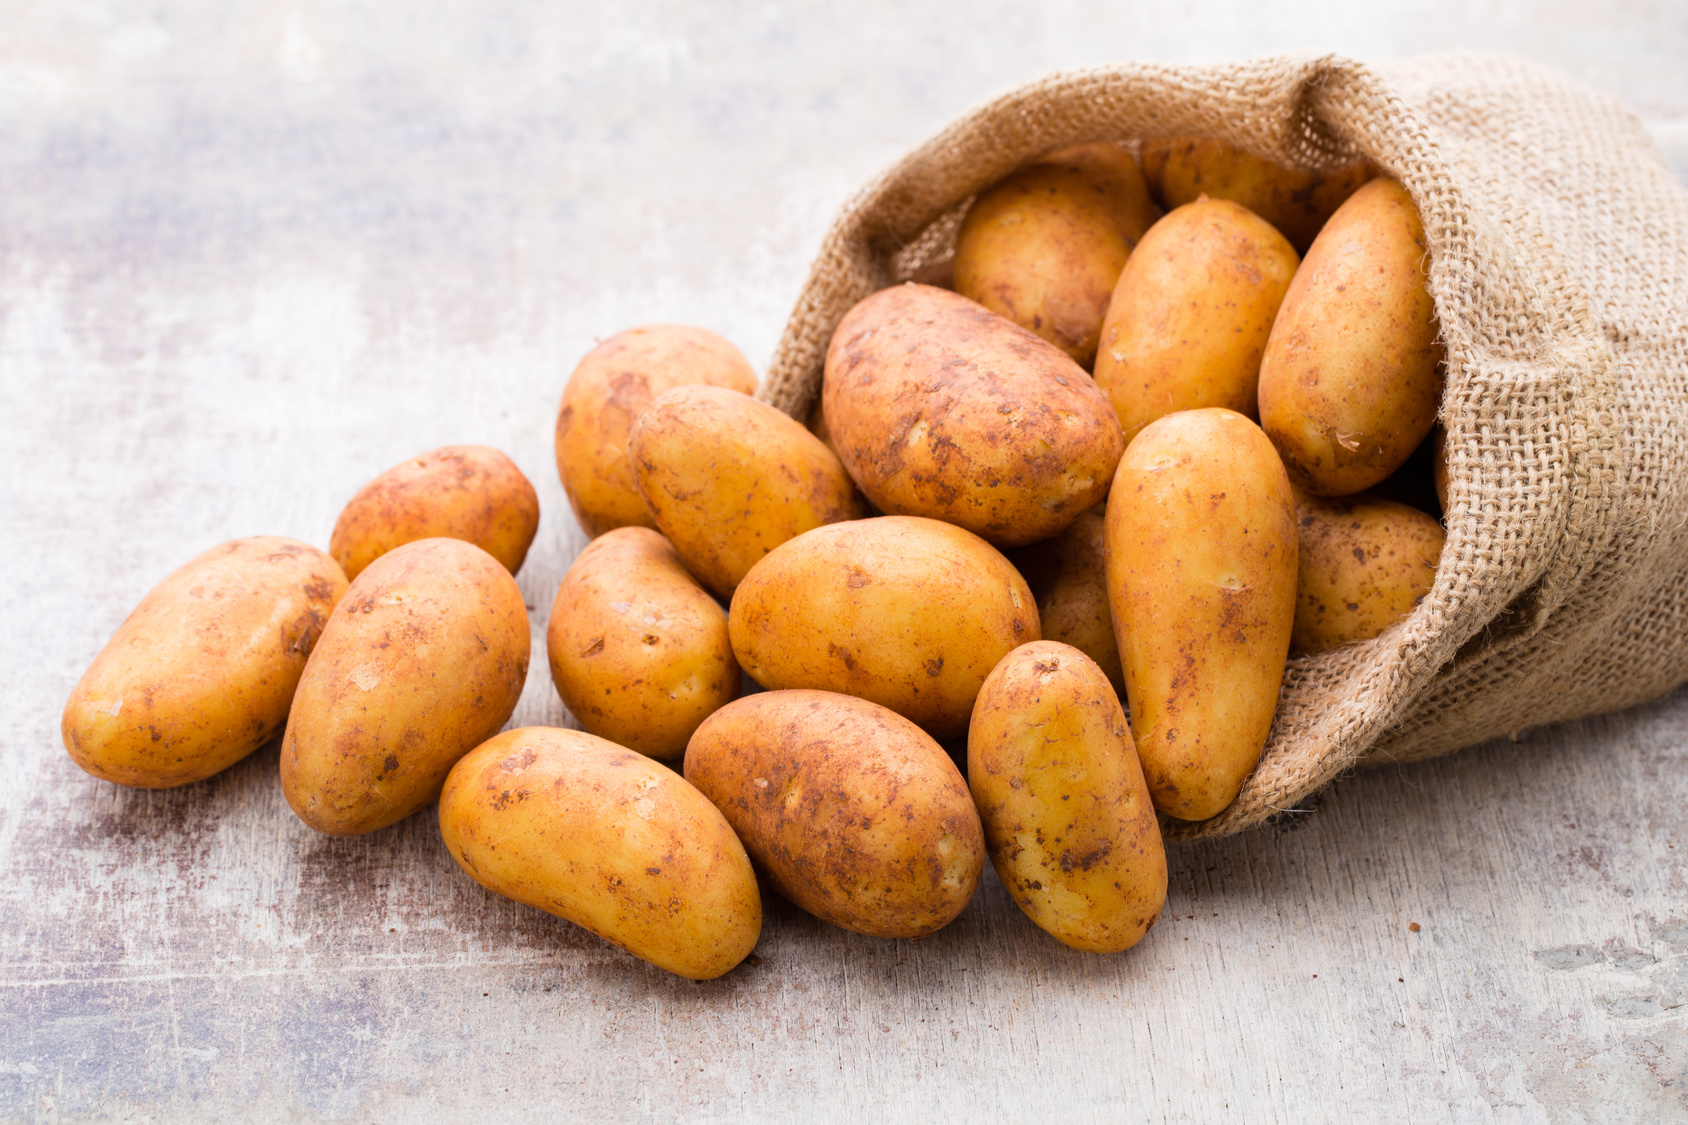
<box><xmin>729</xmin><ymin>516</ymin><xmax>1039</xmax><ymax>741</ymax></box>
<box><xmin>969</xmin><ymin>642</ymin><xmax>1166</xmax><ymax>953</ymax></box>
<box><xmin>546</xmin><ymin>527</ymin><xmax>737</xmax><ymax>760</ymax></box>
<box><xmin>555</xmin><ymin>325</ymin><xmax>758</xmax><ymax>537</ymax></box>
<box><xmin>1093</xmin><ymin>197</ymin><xmax>1300</xmax><ymax>445</ymax></box>
<box><xmin>1006</xmin><ymin>512</ymin><xmax>1124</xmax><ymax>698</ymax></box>
<box><xmin>1258</xmin><ymin>177</ymin><xmax>1444</xmax><ymax>496</ymax></box>
<box><xmin>1106</xmin><ymin>409</ymin><xmax>1297</xmax><ymax>821</ymax></box>
<box><xmin>281</xmin><ymin>538</ymin><xmax>529</xmax><ymax>836</ymax></box>
<box><xmin>685</xmin><ymin>690</ymin><xmax>984</xmax><ymax>939</ymax></box>
<box><xmin>953</xmin><ymin>142</ymin><xmax>1161</xmax><ymax>368</ymax></box>
<box><xmin>439</xmin><ymin>727</ymin><xmax>762</xmax><ymax>980</ymax></box>
<box><xmin>62</xmin><ymin>537</ymin><xmax>347</xmax><ymax>789</ymax></box>
<box><xmin>1292</xmin><ymin>491</ymin><xmax>1444</xmax><ymax>655</ymax></box>
<box><xmin>330</xmin><ymin>445</ymin><xmax>539</xmax><ymax>581</ymax></box>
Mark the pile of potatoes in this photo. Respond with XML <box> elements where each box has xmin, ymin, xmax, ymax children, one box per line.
<box><xmin>61</xmin><ymin>136</ymin><xmax>1449</xmax><ymax>981</ymax></box>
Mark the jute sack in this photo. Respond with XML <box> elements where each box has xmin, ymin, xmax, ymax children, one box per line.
<box><xmin>757</xmin><ymin>52</ymin><xmax>1688</xmax><ymax>841</ymax></box>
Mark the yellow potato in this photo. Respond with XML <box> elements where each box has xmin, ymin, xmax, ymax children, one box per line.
<box><xmin>684</xmin><ymin>690</ymin><xmax>984</xmax><ymax>939</ymax></box>
<box><xmin>1258</xmin><ymin>177</ymin><xmax>1444</xmax><ymax>496</ymax></box>
<box><xmin>628</xmin><ymin>385</ymin><xmax>865</xmax><ymax>600</ymax></box>
<box><xmin>281</xmin><ymin>538</ymin><xmax>529</xmax><ymax>835</ymax></box>
<box><xmin>62</xmin><ymin>537</ymin><xmax>347</xmax><ymax>789</ymax></box>
<box><xmin>1105</xmin><ymin>408</ymin><xmax>1297</xmax><ymax>821</ymax></box>
<box><xmin>823</xmin><ymin>284</ymin><xmax>1123</xmax><ymax>547</ymax></box>
<box><xmin>1292</xmin><ymin>491</ymin><xmax>1444</xmax><ymax>655</ymax></box>
<box><xmin>439</xmin><ymin>726</ymin><xmax>761</xmax><ymax>980</ymax></box>
<box><xmin>953</xmin><ymin>142</ymin><xmax>1161</xmax><ymax>368</ymax></box>
<box><xmin>554</xmin><ymin>325</ymin><xmax>758</xmax><ymax>537</ymax></box>
<box><xmin>546</xmin><ymin>527</ymin><xmax>737</xmax><ymax>760</ymax></box>
<box><xmin>1093</xmin><ymin>197</ymin><xmax>1300</xmax><ymax>445</ymax></box>
<box><xmin>729</xmin><ymin>516</ymin><xmax>1038</xmax><ymax>741</ymax></box>
<box><xmin>1006</xmin><ymin>512</ymin><xmax>1124</xmax><ymax>698</ymax></box>
<box><xmin>968</xmin><ymin>641</ymin><xmax>1166</xmax><ymax>953</ymax></box>
<box><xmin>330</xmin><ymin>444</ymin><xmax>539</xmax><ymax>581</ymax></box>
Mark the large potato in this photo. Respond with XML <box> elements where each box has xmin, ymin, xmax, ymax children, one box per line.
<box><xmin>684</xmin><ymin>690</ymin><xmax>984</xmax><ymax>939</ymax></box>
<box><xmin>822</xmin><ymin>284</ymin><xmax>1123</xmax><ymax>547</ymax></box>
<box><xmin>953</xmin><ymin>142</ymin><xmax>1161</xmax><ymax>368</ymax></box>
<box><xmin>62</xmin><ymin>537</ymin><xmax>347</xmax><ymax>789</ymax></box>
<box><xmin>439</xmin><ymin>727</ymin><xmax>761</xmax><ymax>980</ymax></box>
<box><xmin>1006</xmin><ymin>512</ymin><xmax>1124</xmax><ymax>697</ymax></box>
<box><xmin>1258</xmin><ymin>177</ymin><xmax>1443</xmax><ymax>496</ymax></box>
<box><xmin>281</xmin><ymin>538</ymin><xmax>529</xmax><ymax>835</ymax></box>
<box><xmin>1106</xmin><ymin>408</ymin><xmax>1297</xmax><ymax>821</ymax></box>
<box><xmin>1093</xmin><ymin>197</ymin><xmax>1299</xmax><ymax>445</ymax></box>
<box><xmin>729</xmin><ymin>516</ymin><xmax>1038</xmax><ymax>740</ymax></box>
<box><xmin>554</xmin><ymin>325</ymin><xmax>757</xmax><ymax>537</ymax></box>
<box><xmin>969</xmin><ymin>642</ymin><xmax>1166</xmax><ymax>953</ymax></box>
<box><xmin>329</xmin><ymin>444</ymin><xmax>539</xmax><ymax>581</ymax></box>
<box><xmin>546</xmin><ymin>527</ymin><xmax>738</xmax><ymax>760</ymax></box>
<box><xmin>1293</xmin><ymin>491</ymin><xmax>1444</xmax><ymax>655</ymax></box>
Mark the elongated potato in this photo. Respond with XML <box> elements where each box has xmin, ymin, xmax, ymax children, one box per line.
<box><xmin>547</xmin><ymin>527</ymin><xmax>737</xmax><ymax>760</ymax></box>
<box><xmin>1105</xmin><ymin>408</ymin><xmax>1297</xmax><ymax>821</ymax></box>
<box><xmin>685</xmin><ymin>690</ymin><xmax>984</xmax><ymax>939</ymax></box>
<box><xmin>1293</xmin><ymin>491</ymin><xmax>1444</xmax><ymax>655</ymax></box>
<box><xmin>439</xmin><ymin>727</ymin><xmax>761</xmax><ymax>980</ymax></box>
<box><xmin>62</xmin><ymin>537</ymin><xmax>347</xmax><ymax>789</ymax></box>
<box><xmin>1006</xmin><ymin>512</ymin><xmax>1124</xmax><ymax>697</ymax></box>
<box><xmin>969</xmin><ymin>642</ymin><xmax>1165</xmax><ymax>952</ymax></box>
<box><xmin>281</xmin><ymin>538</ymin><xmax>529</xmax><ymax>836</ymax></box>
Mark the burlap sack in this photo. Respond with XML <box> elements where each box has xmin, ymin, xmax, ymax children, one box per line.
<box><xmin>757</xmin><ymin>52</ymin><xmax>1688</xmax><ymax>840</ymax></box>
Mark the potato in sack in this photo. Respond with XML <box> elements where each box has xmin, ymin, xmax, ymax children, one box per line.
<box><xmin>1293</xmin><ymin>491</ymin><xmax>1444</xmax><ymax>655</ymax></box>
<box><xmin>1006</xmin><ymin>511</ymin><xmax>1124</xmax><ymax>698</ymax></box>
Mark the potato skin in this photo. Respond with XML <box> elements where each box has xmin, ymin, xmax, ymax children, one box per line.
<box><xmin>281</xmin><ymin>538</ymin><xmax>530</xmax><ymax>836</ymax></box>
<box><xmin>968</xmin><ymin>642</ymin><xmax>1166</xmax><ymax>953</ymax></box>
<box><xmin>439</xmin><ymin>727</ymin><xmax>762</xmax><ymax>980</ymax></box>
<box><xmin>1093</xmin><ymin>198</ymin><xmax>1299</xmax><ymax>445</ymax></box>
<box><xmin>629</xmin><ymin>385</ymin><xmax>866</xmax><ymax>600</ymax></box>
<box><xmin>823</xmin><ymin>284</ymin><xmax>1123</xmax><ymax>548</ymax></box>
<box><xmin>953</xmin><ymin>142</ymin><xmax>1161</xmax><ymax>368</ymax></box>
<box><xmin>329</xmin><ymin>445</ymin><xmax>540</xmax><ymax>581</ymax></box>
<box><xmin>729</xmin><ymin>516</ymin><xmax>1039</xmax><ymax>741</ymax></box>
<box><xmin>62</xmin><ymin>537</ymin><xmax>348</xmax><ymax>789</ymax></box>
<box><xmin>546</xmin><ymin>527</ymin><xmax>737</xmax><ymax>760</ymax></box>
<box><xmin>1292</xmin><ymin>491</ymin><xmax>1444</xmax><ymax>655</ymax></box>
<box><xmin>555</xmin><ymin>325</ymin><xmax>758</xmax><ymax>538</ymax></box>
<box><xmin>1006</xmin><ymin>512</ymin><xmax>1124</xmax><ymax>698</ymax></box>
<box><xmin>1258</xmin><ymin>177</ymin><xmax>1444</xmax><ymax>496</ymax></box>
<box><xmin>684</xmin><ymin>690</ymin><xmax>984</xmax><ymax>939</ymax></box>
<box><xmin>1105</xmin><ymin>409</ymin><xmax>1297</xmax><ymax>821</ymax></box>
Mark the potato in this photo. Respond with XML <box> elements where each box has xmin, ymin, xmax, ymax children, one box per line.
<box><xmin>1105</xmin><ymin>408</ymin><xmax>1297</xmax><ymax>821</ymax></box>
<box><xmin>1092</xmin><ymin>197</ymin><xmax>1299</xmax><ymax>445</ymax></box>
<box><xmin>281</xmin><ymin>538</ymin><xmax>529</xmax><ymax>835</ymax></box>
<box><xmin>1292</xmin><ymin>491</ymin><xmax>1444</xmax><ymax>655</ymax></box>
<box><xmin>1006</xmin><ymin>512</ymin><xmax>1124</xmax><ymax>698</ymax></box>
<box><xmin>554</xmin><ymin>325</ymin><xmax>758</xmax><ymax>538</ymax></box>
<box><xmin>62</xmin><ymin>537</ymin><xmax>347</xmax><ymax>789</ymax></box>
<box><xmin>439</xmin><ymin>727</ymin><xmax>761</xmax><ymax>980</ymax></box>
<box><xmin>684</xmin><ymin>690</ymin><xmax>984</xmax><ymax>938</ymax></box>
<box><xmin>1258</xmin><ymin>177</ymin><xmax>1443</xmax><ymax>496</ymax></box>
<box><xmin>329</xmin><ymin>444</ymin><xmax>539</xmax><ymax>581</ymax></box>
<box><xmin>546</xmin><ymin>527</ymin><xmax>737</xmax><ymax>760</ymax></box>
<box><xmin>968</xmin><ymin>641</ymin><xmax>1166</xmax><ymax>953</ymax></box>
<box><xmin>628</xmin><ymin>385</ymin><xmax>865</xmax><ymax>600</ymax></box>
<box><xmin>823</xmin><ymin>284</ymin><xmax>1123</xmax><ymax>547</ymax></box>
<box><xmin>729</xmin><ymin>516</ymin><xmax>1038</xmax><ymax>741</ymax></box>
<box><xmin>953</xmin><ymin>142</ymin><xmax>1161</xmax><ymax>368</ymax></box>
<box><xmin>1139</xmin><ymin>136</ymin><xmax>1372</xmax><ymax>252</ymax></box>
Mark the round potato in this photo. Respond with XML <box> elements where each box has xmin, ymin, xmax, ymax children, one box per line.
<box><xmin>329</xmin><ymin>444</ymin><xmax>539</xmax><ymax>581</ymax></box>
<box><xmin>969</xmin><ymin>642</ymin><xmax>1166</xmax><ymax>953</ymax></box>
<box><xmin>1258</xmin><ymin>177</ymin><xmax>1444</xmax><ymax>496</ymax></box>
<box><xmin>953</xmin><ymin>142</ymin><xmax>1161</xmax><ymax>368</ymax></box>
<box><xmin>439</xmin><ymin>727</ymin><xmax>761</xmax><ymax>980</ymax></box>
<box><xmin>823</xmin><ymin>284</ymin><xmax>1123</xmax><ymax>548</ymax></box>
<box><xmin>1006</xmin><ymin>512</ymin><xmax>1124</xmax><ymax>698</ymax></box>
<box><xmin>729</xmin><ymin>516</ymin><xmax>1038</xmax><ymax>741</ymax></box>
<box><xmin>547</xmin><ymin>527</ymin><xmax>737</xmax><ymax>760</ymax></box>
<box><xmin>1093</xmin><ymin>197</ymin><xmax>1299</xmax><ymax>445</ymax></box>
<box><xmin>1292</xmin><ymin>491</ymin><xmax>1444</xmax><ymax>655</ymax></box>
<box><xmin>62</xmin><ymin>537</ymin><xmax>347</xmax><ymax>789</ymax></box>
<box><xmin>554</xmin><ymin>325</ymin><xmax>758</xmax><ymax>538</ymax></box>
<box><xmin>281</xmin><ymin>538</ymin><xmax>529</xmax><ymax>836</ymax></box>
<box><xmin>684</xmin><ymin>690</ymin><xmax>984</xmax><ymax>939</ymax></box>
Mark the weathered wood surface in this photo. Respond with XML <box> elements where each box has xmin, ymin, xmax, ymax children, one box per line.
<box><xmin>2</xmin><ymin>4</ymin><xmax>1685</xmax><ymax>1121</ymax></box>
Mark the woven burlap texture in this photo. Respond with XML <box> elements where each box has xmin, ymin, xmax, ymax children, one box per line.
<box><xmin>758</xmin><ymin>52</ymin><xmax>1688</xmax><ymax>841</ymax></box>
